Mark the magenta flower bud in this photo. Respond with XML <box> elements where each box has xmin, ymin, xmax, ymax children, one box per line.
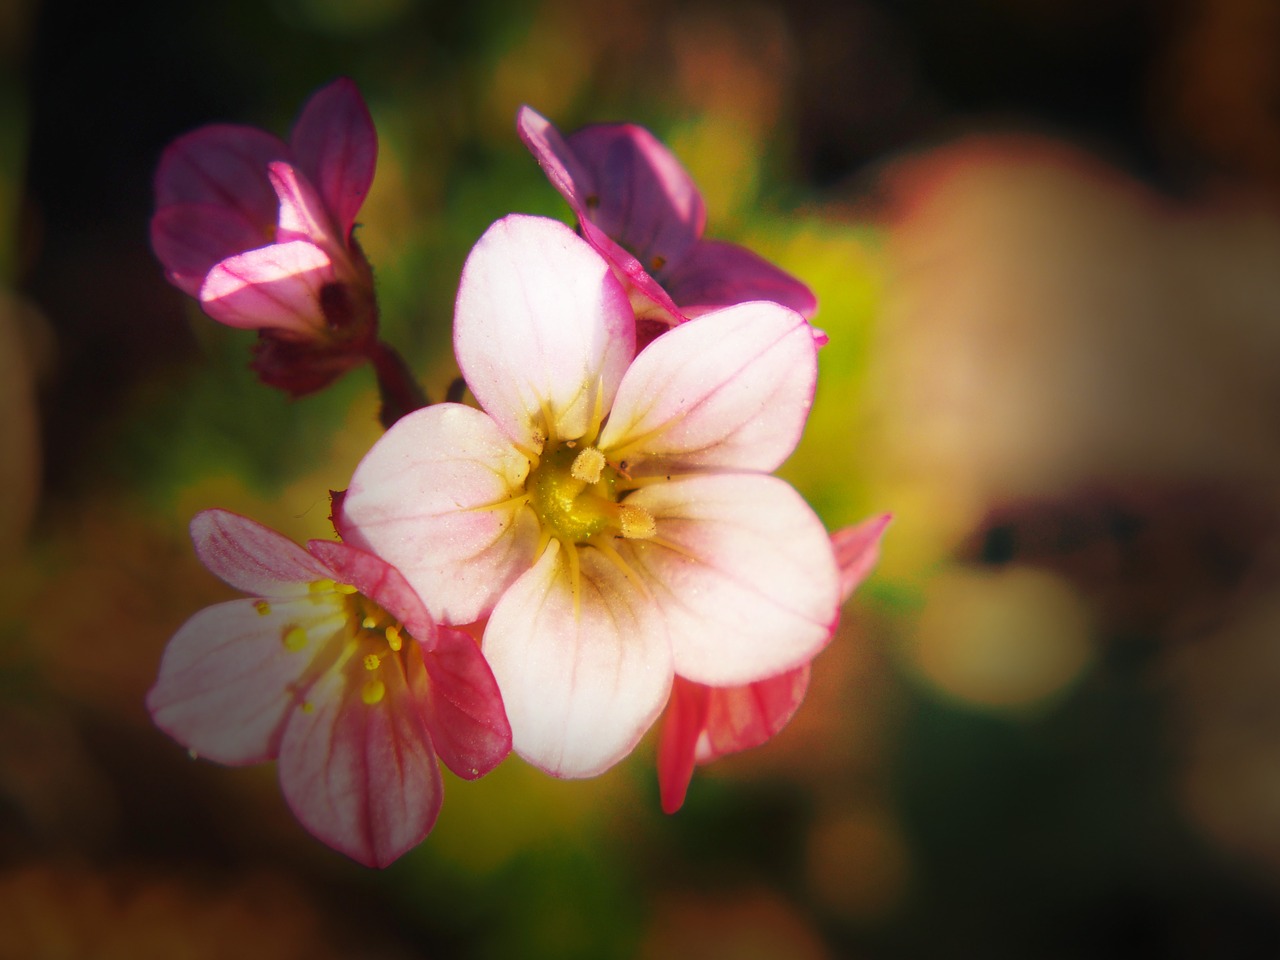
<box><xmin>151</xmin><ymin>79</ymin><xmax>380</xmax><ymax>395</ymax></box>
<box><xmin>519</xmin><ymin>106</ymin><xmax>819</xmax><ymax>346</ymax></box>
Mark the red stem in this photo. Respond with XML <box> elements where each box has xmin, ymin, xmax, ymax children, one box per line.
<box><xmin>367</xmin><ymin>340</ymin><xmax>428</xmax><ymax>429</ymax></box>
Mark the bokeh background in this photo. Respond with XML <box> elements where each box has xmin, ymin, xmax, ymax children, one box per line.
<box><xmin>5</xmin><ymin>0</ymin><xmax>1280</xmax><ymax>956</ymax></box>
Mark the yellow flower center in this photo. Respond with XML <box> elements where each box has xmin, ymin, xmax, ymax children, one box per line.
<box><xmin>275</xmin><ymin>579</ymin><xmax>411</xmax><ymax>708</ymax></box>
<box><xmin>526</xmin><ymin>441</ymin><xmax>654</xmax><ymax>547</ymax></box>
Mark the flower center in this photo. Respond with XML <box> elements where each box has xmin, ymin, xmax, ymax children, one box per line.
<box><xmin>527</xmin><ymin>441</ymin><xmax>654</xmax><ymax>546</ymax></box>
<box><xmin>274</xmin><ymin>580</ymin><xmax>409</xmax><ymax>707</ymax></box>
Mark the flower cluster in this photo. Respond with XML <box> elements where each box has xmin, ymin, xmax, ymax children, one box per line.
<box><xmin>149</xmin><ymin>81</ymin><xmax>887</xmax><ymax>866</ymax></box>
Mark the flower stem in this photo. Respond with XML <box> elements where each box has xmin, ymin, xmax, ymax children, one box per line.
<box><xmin>368</xmin><ymin>340</ymin><xmax>428</xmax><ymax>429</ymax></box>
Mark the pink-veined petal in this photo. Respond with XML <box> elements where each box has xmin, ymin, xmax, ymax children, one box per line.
<box><xmin>700</xmin><ymin>664</ymin><xmax>811</xmax><ymax>761</ymax></box>
<box><xmin>579</xmin><ymin>218</ymin><xmax>685</xmax><ymax>329</ymax></box>
<box><xmin>340</xmin><ymin>403</ymin><xmax>539</xmax><ymax>626</ymax></box>
<box><xmin>483</xmin><ymin>541</ymin><xmax>673</xmax><ymax>778</ymax></box>
<box><xmin>832</xmin><ymin>513</ymin><xmax>892</xmax><ymax>603</ymax></box>
<box><xmin>454</xmin><ymin>215</ymin><xmax>635</xmax><ymax>446</ymax></box>
<box><xmin>277</xmin><ymin>654</ymin><xmax>442</xmax><ymax>868</ymax></box>
<box><xmin>199</xmin><ymin>239</ymin><xmax>334</xmax><ymax>334</ymax></box>
<box><xmin>289</xmin><ymin>77</ymin><xmax>376</xmax><ymax>238</ymax></box>
<box><xmin>656</xmin><ymin>675</ymin><xmax>709</xmax><ymax>814</ymax></box>
<box><xmin>566</xmin><ymin>121</ymin><xmax>705</xmax><ymax>269</ymax></box>
<box><xmin>146</xmin><ymin>596</ymin><xmax>344</xmax><ymax>765</ymax></box>
<box><xmin>624</xmin><ymin>473</ymin><xmax>839</xmax><ymax>686</ymax></box>
<box><xmin>306</xmin><ymin>539</ymin><xmax>436</xmax><ymax>647</ymax></box>
<box><xmin>657</xmin><ymin>664</ymin><xmax>812</xmax><ymax>814</ymax></box>
<box><xmin>150</xmin><ymin>202</ymin><xmax>274</xmax><ymax>296</ymax></box>
<box><xmin>599</xmin><ymin>301</ymin><xmax>818</xmax><ymax>474</ymax></box>
<box><xmin>269</xmin><ymin>162</ymin><xmax>341</xmax><ymax>249</ymax></box>
<box><xmin>154</xmin><ymin>124</ymin><xmax>287</xmax><ymax>230</ymax></box>
<box><xmin>191</xmin><ymin>509</ymin><xmax>332</xmax><ymax>596</ymax></box>
<box><xmin>419</xmin><ymin>626</ymin><xmax>511</xmax><ymax>779</ymax></box>
<box><xmin>661</xmin><ymin>238</ymin><xmax>819</xmax><ymax>320</ymax></box>
<box><xmin>517</xmin><ymin>106</ymin><xmax>597</xmax><ymax>218</ymax></box>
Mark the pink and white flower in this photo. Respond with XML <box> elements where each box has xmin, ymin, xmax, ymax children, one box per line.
<box><xmin>657</xmin><ymin>514</ymin><xmax>892</xmax><ymax>813</ymax></box>
<box><xmin>146</xmin><ymin>509</ymin><xmax>510</xmax><ymax>868</ymax></box>
<box><xmin>518</xmin><ymin>106</ymin><xmax>818</xmax><ymax>339</ymax></box>
<box><xmin>150</xmin><ymin>78</ymin><xmax>379</xmax><ymax>395</ymax></box>
<box><xmin>337</xmin><ymin>214</ymin><xmax>839</xmax><ymax>779</ymax></box>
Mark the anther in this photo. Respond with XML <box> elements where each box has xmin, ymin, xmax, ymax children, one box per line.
<box><xmin>282</xmin><ymin>625</ymin><xmax>308</xmax><ymax>651</ymax></box>
<box><xmin>253</xmin><ymin>599</ymin><xmax>271</xmax><ymax>616</ymax></box>
<box><xmin>363</xmin><ymin>653</ymin><xmax>381</xmax><ymax>671</ymax></box>
<box><xmin>385</xmin><ymin>625</ymin><xmax>403</xmax><ymax>651</ymax></box>
<box><xmin>571</xmin><ymin>447</ymin><xmax>606</xmax><ymax>485</ymax></box>
<box><xmin>618</xmin><ymin>503</ymin><xmax>657</xmax><ymax>540</ymax></box>
<box><xmin>361</xmin><ymin>615</ymin><xmax>379</xmax><ymax>629</ymax></box>
<box><xmin>362</xmin><ymin>679</ymin><xmax>386</xmax><ymax>705</ymax></box>
<box><xmin>335</xmin><ymin>582</ymin><xmax>359</xmax><ymax>595</ymax></box>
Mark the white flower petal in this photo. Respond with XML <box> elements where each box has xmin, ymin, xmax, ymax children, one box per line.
<box><xmin>454</xmin><ymin>215</ymin><xmax>635</xmax><ymax>445</ymax></box>
<box><xmin>624</xmin><ymin>473</ymin><xmax>839</xmax><ymax>685</ymax></box>
<box><xmin>483</xmin><ymin>541</ymin><xmax>672</xmax><ymax>778</ymax></box>
<box><xmin>341</xmin><ymin>403</ymin><xmax>540</xmax><ymax>626</ymax></box>
<box><xmin>599</xmin><ymin>301</ymin><xmax>818</xmax><ymax>474</ymax></box>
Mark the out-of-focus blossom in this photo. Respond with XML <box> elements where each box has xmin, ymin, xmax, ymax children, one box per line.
<box><xmin>518</xmin><ymin>106</ymin><xmax>817</xmax><ymax>341</ymax></box>
<box><xmin>339</xmin><ymin>214</ymin><xmax>838</xmax><ymax>779</ymax></box>
<box><xmin>150</xmin><ymin>79</ymin><xmax>379</xmax><ymax>395</ymax></box>
<box><xmin>657</xmin><ymin>514</ymin><xmax>891</xmax><ymax>813</ymax></box>
<box><xmin>146</xmin><ymin>509</ymin><xmax>510</xmax><ymax>867</ymax></box>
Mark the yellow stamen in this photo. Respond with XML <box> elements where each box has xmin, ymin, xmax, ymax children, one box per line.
<box><xmin>335</xmin><ymin>582</ymin><xmax>359</xmax><ymax>595</ymax></box>
<box><xmin>361</xmin><ymin>615</ymin><xmax>379</xmax><ymax>629</ymax></box>
<box><xmin>282</xmin><ymin>625</ymin><xmax>308</xmax><ymax>651</ymax></box>
<box><xmin>618</xmin><ymin>503</ymin><xmax>656</xmax><ymax>540</ymax></box>
<box><xmin>253</xmin><ymin>599</ymin><xmax>271</xmax><ymax>616</ymax></box>
<box><xmin>570</xmin><ymin>447</ymin><xmax>606</xmax><ymax>485</ymax></box>
<box><xmin>362</xmin><ymin>679</ymin><xmax>386</xmax><ymax>705</ymax></box>
<box><xmin>385</xmin><ymin>625</ymin><xmax>403</xmax><ymax>651</ymax></box>
<box><xmin>363</xmin><ymin>653</ymin><xmax>381</xmax><ymax>671</ymax></box>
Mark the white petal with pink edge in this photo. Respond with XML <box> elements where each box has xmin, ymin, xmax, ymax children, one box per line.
<box><xmin>146</xmin><ymin>596</ymin><xmax>344</xmax><ymax>766</ymax></box>
<box><xmin>191</xmin><ymin>509</ymin><xmax>332</xmax><ymax>596</ymax></box>
<box><xmin>622</xmin><ymin>473</ymin><xmax>839</xmax><ymax>686</ymax></box>
<box><xmin>599</xmin><ymin>300</ymin><xmax>817</xmax><ymax>474</ymax></box>
<box><xmin>340</xmin><ymin>403</ymin><xmax>540</xmax><ymax>626</ymax></box>
<box><xmin>453</xmin><ymin>215</ymin><xmax>635</xmax><ymax>446</ymax></box>
<box><xmin>482</xmin><ymin>541</ymin><xmax>673</xmax><ymax>778</ymax></box>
